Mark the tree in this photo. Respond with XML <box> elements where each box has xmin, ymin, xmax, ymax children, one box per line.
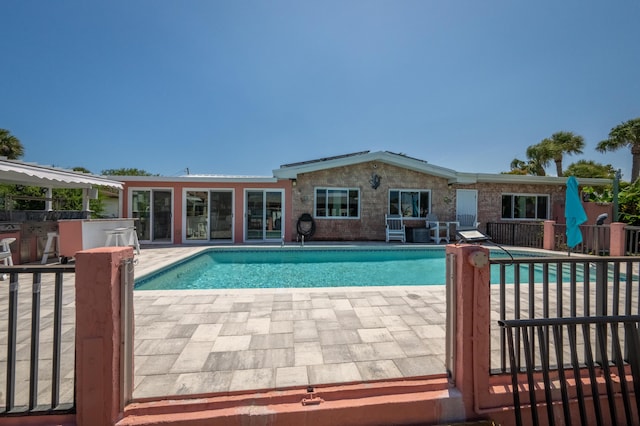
<box><xmin>564</xmin><ymin>160</ymin><xmax>616</xmax><ymax>179</ymax></box>
<box><xmin>0</xmin><ymin>129</ymin><xmax>25</xmax><ymax>159</ymax></box>
<box><xmin>539</xmin><ymin>131</ymin><xmax>585</xmax><ymax>177</ymax></box>
<box><xmin>101</xmin><ymin>168</ymin><xmax>155</xmax><ymax>176</ymax></box>
<box><xmin>596</xmin><ymin>117</ymin><xmax>640</xmax><ymax>182</ymax></box>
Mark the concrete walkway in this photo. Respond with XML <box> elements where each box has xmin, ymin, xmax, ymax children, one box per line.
<box><xmin>132</xmin><ymin>245</ymin><xmax>448</xmax><ymax>399</ymax></box>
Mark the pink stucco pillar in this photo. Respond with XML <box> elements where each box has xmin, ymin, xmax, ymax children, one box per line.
<box><xmin>75</xmin><ymin>247</ymin><xmax>134</xmax><ymax>426</ymax></box>
<box><xmin>609</xmin><ymin>222</ymin><xmax>627</xmax><ymax>256</ymax></box>
<box><xmin>543</xmin><ymin>220</ymin><xmax>556</xmax><ymax>251</ymax></box>
<box><xmin>446</xmin><ymin>243</ymin><xmax>491</xmax><ymax>419</ymax></box>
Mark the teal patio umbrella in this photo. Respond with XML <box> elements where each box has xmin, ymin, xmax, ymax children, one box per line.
<box><xmin>565</xmin><ymin>176</ymin><xmax>588</xmax><ymax>254</ymax></box>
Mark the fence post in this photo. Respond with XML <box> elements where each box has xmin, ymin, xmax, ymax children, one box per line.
<box><xmin>543</xmin><ymin>220</ymin><xmax>555</xmax><ymax>250</ymax></box>
<box><xmin>446</xmin><ymin>243</ymin><xmax>491</xmax><ymax>419</ymax></box>
<box><xmin>609</xmin><ymin>222</ymin><xmax>626</xmax><ymax>256</ymax></box>
<box><xmin>75</xmin><ymin>247</ymin><xmax>134</xmax><ymax>426</ymax></box>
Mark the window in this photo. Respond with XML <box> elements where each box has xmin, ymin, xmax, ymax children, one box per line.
<box><xmin>315</xmin><ymin>188</ymin><xmax>359</xmax><ymax>218</ymax></box>
<box><xmin>501</xmin><ymin>194</ymin><xmax>549</xmax><ymax>220</ymax></box>
<box><xmin>389</xmin><ymin>190</ymin><xmax>430</xmax><ymax>218</ymax></box>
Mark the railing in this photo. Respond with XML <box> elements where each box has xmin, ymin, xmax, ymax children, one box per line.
<box><xmin>490</xmin><ymin>256</ymin><xmax>640</xmax><ymax>373</ymax></box>
<box><xmin>553</xmin><ymin>224</ymin><xmax>611</xmax><ymax>255</ymax></box>
<box><xmin>0</xmin><ymin>265</ymin><xmax>76</xmax><ymax>417</ymax></box>
<box><xmin>625</xmin><ymin>225</ymin><xmax>640</xmax><ymax>256</ymax></box>
<box><xmin>486</xmin><ymin>222</ymin><xmax>544</xmax><ymax>248</ymax></box>
<box><xmin>499</xmin><ymin>315</ymin><xmax>640</xmax><ymax>426</ymax></box>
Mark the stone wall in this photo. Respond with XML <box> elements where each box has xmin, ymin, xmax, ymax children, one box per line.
<box><xmin>289</xmin><ymin>160</ymin><xmax>568</xmax><ymax>241</ymax></box>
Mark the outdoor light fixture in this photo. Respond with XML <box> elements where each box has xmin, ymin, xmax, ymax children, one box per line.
<box><xmin>456</xmin><ymin>229</ymin><xmax>491</xmax><ymax>243</ymax></box>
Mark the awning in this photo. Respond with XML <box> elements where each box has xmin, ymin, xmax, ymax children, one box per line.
<box><xmin>0</xmin><ymin>158</ymin><xmax>123</xmax><ymax>190</ymax></box>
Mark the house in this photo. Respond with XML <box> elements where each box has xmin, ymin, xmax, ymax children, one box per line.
<box><xmin>117</xmin><ymin>151</ymin><xmax>612</xmax><ymax>244</ymax></box>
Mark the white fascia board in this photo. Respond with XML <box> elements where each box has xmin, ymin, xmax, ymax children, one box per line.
<box><xmin>455</xmin><ymin>172</ymin><xmax>613</xmax><ymax>186</ymax></box>
<box><xmin>118</xmin><ymin>175</ymin><xmax>278</xmax><ymax>184</ymax></box>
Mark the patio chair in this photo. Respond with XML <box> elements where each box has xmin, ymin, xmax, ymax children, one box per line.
<box><xmin>426</xmin><ymin>213</ymin><xmax>450</xmax><ymax>244</ymax></box>
<box><xmin>455</xmin><ymin>213</ymin><xmax>480</xmax><ymax>231</ymax></box>
<box><xmin>385</xmin><ymin>214</ymin><xmax>406</xmax><ymax>243</ymax></box>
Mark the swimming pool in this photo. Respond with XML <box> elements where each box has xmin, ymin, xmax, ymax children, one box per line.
<box><xmin>134</xmin><ymin>247</ymin><xmax>558</xmax><ymax>290</ymax></box>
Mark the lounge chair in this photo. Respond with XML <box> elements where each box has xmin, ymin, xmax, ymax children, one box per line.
<box><xmin>385</xmin><ymin>214</ymin><xmax>406</xmax><ymax>243</ymax></box>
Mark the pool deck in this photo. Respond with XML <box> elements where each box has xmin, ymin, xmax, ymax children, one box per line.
<box><xmin>132</xmin><ymin>243</ymin><xmax>448</xmax><ymax>399</ymax></box>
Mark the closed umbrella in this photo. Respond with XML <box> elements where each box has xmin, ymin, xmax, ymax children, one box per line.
<box><xmin>565</xmin><ymin>176</ymin><xmax>588</xmax><ymax>254</ymax></box>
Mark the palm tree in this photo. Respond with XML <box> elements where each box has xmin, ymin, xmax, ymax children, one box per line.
<box><xmin>0</xmin><ymin>129</ymin><xmax>25</xmax><ymax>160</ymax></box>
<box><xmin>540</xmin><ymin>131</ymin><xmax>585</xmax><ymax>177</ymax></box>
<box><xmin>524</xmin><ymin>143</ymin><xmax>550</xmax><ymax>176</ymax></box>
<box><xmin>596</xmin><ymin>117</ymin><xmax>640</xmax><ymax>182</ymax></box>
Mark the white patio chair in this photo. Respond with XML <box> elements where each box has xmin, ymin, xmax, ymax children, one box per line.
<box><xmin>385</xmin><ymin>214</ymin><xmax>406</xmax><ymax>243</ymax></box>
<box><xmin>426</xmin><ymin>213</ymin><xmax>450</xmax><ymax>244</ymax></box>
<box><xmin>455</xmin><ymin>213</ymin><xmax>480</xmax><ymax>231</ymax></box>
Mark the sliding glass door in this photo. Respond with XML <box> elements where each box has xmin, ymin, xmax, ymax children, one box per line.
<box><xmin>245</xmin><ymin>190</ymin><xmax>283</xmax><ymax>241</ymax></box>
<box><xmin>131</xmin><ymin>189</ymin><xmax>172</xmax><ymax>243</ymax></box>
<box><xmin>210</xmin><ymin>190</ymin><xmax>233</xmax><ymax>241</ymax></box>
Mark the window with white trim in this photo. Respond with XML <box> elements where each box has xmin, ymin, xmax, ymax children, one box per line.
<box><xmin>315</xmin><ymin>188</ymin><xmax>359</xmax><ymax>218</ymax></box>
<box><xmin>501</xmin><ymin>194</ymin><xmax>549</xmax><ymax>220</ymax></box>
<box><xmin>389</xmin><ymin>190</ymin><xmax>430</xmax><ymax>218</ymax></box>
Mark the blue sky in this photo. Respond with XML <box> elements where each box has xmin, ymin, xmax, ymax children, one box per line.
<box><xmin>1</xmin><ymin>1</ymin><xmax>638</xmax><ymax>180</ymax></box>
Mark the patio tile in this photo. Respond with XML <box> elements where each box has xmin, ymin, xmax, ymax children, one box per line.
<box><xmin>219</xmin><ymin>322</ymin><xmax>248</xmax><ymax>336</ymax></box>
<box><xmin>136</xmin><ymin>338</ymin><xmax>189</xmax><ymax>356</ymax></box>
<box><xmin>135</xmin><ymin>354</ymin><xmax>179</xmax><ymax>375</ymax></box>
<box><xmin>263</xmin><ymin>348</ymin><xmax>295</xmax><ymax>368</ymax></box>
<box><xmin>203</xmin><ymin>351</ymin><xmax>237</xmax><ymax>371</ymax></box>
<box><xmin>353</xmin><ymin>306</ymin><xmax>383</xmax><ymax>317</ymax></box>
<box><xmin>211</xmin><ymin>335</ymin><xmax>252</xmax><ymax>352</ymax></box>
<box><xmin>172</xmin><ymin>370</ymin><xmax>233</xmax><ymax>395</ymax></box>
<box><xmin>321</xmin><ymin>344</ymin><xmax>353</xmax><ymax>364</ymax></box>
<box><xmin>276</xmin><ymin>366</ymin><xmax>308</xmax><ymax>388</ymax></box>
<box><xmin>250</xmin><ymin>333</ymin><xmax>294</xmax><ymax>350</ymax></box>
<box><xmin>269</xmin><ymin>320</ymin><xmax>293</xmax><ymax>334</ymax></box>
<box><xmin>394</xmin><ymin>355</ymin><xmax>446</xmax><ymax>377</ymax></box>
<box><xmin>309</xmin><ymin>308</ymin><xmax>337</xmax><ymax>321</ymax></box>
<box><xmin>134</xmin><ymin>373</ymin><xmax>183</xmax><ymax>399</ymax></box>
<box><xmin>170</xmin><ymin>341</ymin><xmax>213</xmax><ymax>373</ymax></box>
<box><xmin>380</xmin><ymin>315</ymin><xmax>411</xmax><ymax>332</ymax></box>
<box><xmin>294</xmin><ymin>342</ymin><xmax>323</xmax><ymax>366</ymax></box>
<box><xmin>246</xmin><ymin>318</ymin><xmax>271</xmax><ymax>334</ymax></box>
<box><xmin>356</xmin><ymin>360</ymin><xmax>402</xmax><ymax>381</ymax></box>
<box><xmin>167</xmin><ymin>323</ymin><xmax>199</xmax><ymax>339</ymax></box>
<box><xmin>318</xmin><ymin>329</ymin><xmax>360</xmax><ymax>345</ymax></box>
<box><xmin>229</xmin><ymin>368</ymin><xmax>274</xmax><ymax>391</ymax></box>
<box><xmin>357</xmin><ymin>328</ymin><xmax>394</xmax><ymax>343</ymax></box>
<box><xmin>293</xmin><ymin>319</ymin><xmax>319</xmax><ymax>341</ymax></box>
<box><xmin>191</xmin><ymin>323</ymin><xmax>223</xmax><ymax>341</ymax></box>
<box><xmin>412</xmin><ymin>324</ymin><xmax>446</xmax><ymax>339</ymax></box>
<box><xmin>135</xmin><ymin>321</ymin><xmax>176</xmax><ymax>339</ymax></box>
<box><xmin>308</xmin><ymin>362</ymin><xmax>361</xmax><ymax>385</ymax></box>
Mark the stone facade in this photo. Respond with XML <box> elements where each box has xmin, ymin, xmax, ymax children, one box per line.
<box><xmin>289</xmin><ymin>161</ymin><xmax>567</xmax><ymax>241</ymax></box>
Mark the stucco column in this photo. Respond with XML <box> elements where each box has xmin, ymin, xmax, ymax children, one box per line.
<box><xmin>446</xmin><ymin>243</ymin><xmax>491</xmax><ymax>419</ymax></box>
<box><xmin>75</xmin><ymin>246</ymin><xmax>133</xmax><ymax>426</ymax></box>
<box><xmin>609</xmin><ymin>222</ymin><xmax>627</xmax><ymax>256</ymax></box>
<box><xmin>543</xmin><ymin>220</ymin><xmax>556</xmax><ymax>250</ymax></box>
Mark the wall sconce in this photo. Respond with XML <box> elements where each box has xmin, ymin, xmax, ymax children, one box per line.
<box><xmin>292</xmin><ymin>179</ymin><xmax>297</xmax><ymax>187</ymax></box>
<box><xmin>369</xmin><ymin>173</ymin><xmax>381</xmax><ymax>190</ymax></box>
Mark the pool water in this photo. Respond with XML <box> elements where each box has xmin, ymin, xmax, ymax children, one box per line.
<box><xmin>135</xmin><ymin>248</ymin><xmax>562</xmax><ymax>290</ymax></box>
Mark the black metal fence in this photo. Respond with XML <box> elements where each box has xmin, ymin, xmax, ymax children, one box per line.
<box><xmin>499</xmin><ymin>315</ymin><xmax>640</xmax><ymax>426</ymax></box>
<box><xmin>625</xmin><ymin>225</ymin><xmax>640</xmax><ymax>256</ymax></box>
<box><xmin>0</xmin><ymin>265</ymin><xmax>76</xmax><ymax>417</ymax></box>
<box><xmin>490</xmin><ymin>256</ymin><xmax>640</xmax><ymax>374</ymax></box>
<box><xmin>486</xmin><ymin>222</ymin><xmax>544</xmax><ymax>248</ymax></box>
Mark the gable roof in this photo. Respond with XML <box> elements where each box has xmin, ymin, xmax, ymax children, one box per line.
<box><xmin>273</xmin><ymin>151</ymin><xmax>612</xmax><ymax>187</ymax></box>
<box><xmin>0</xmin><ymin>158</ymin><xmax>124</xmax><ymax>189</ymax></box>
